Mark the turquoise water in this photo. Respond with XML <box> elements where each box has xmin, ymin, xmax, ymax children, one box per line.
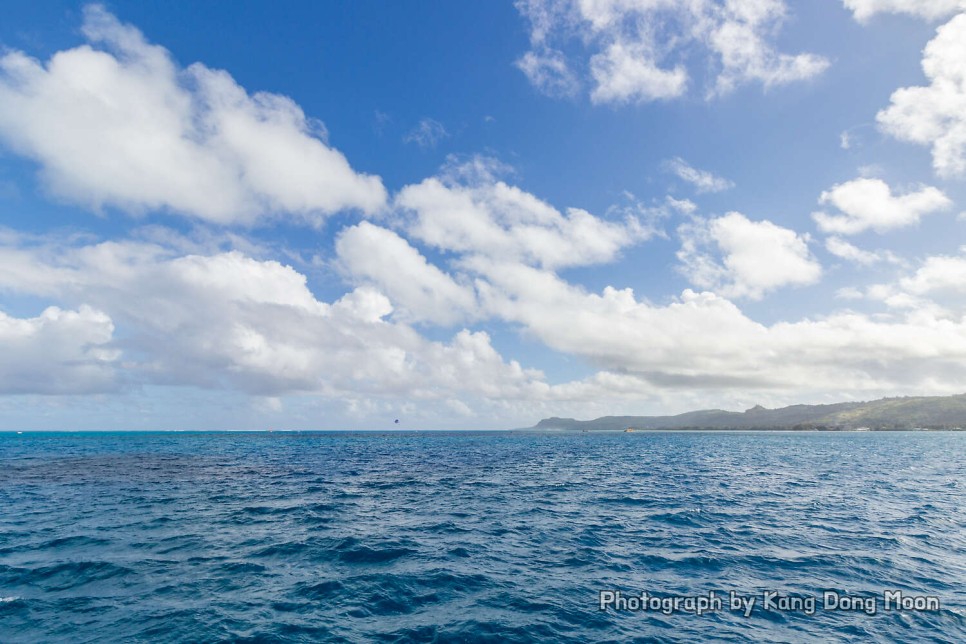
<box><xmin>0</xmin><ymin>431</ymin><xmax>964</xmax><ymax>642</ymax></box>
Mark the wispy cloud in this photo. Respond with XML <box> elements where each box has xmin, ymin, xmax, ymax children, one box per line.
<box><xmin>515</xmin><ymin>0</ymin><xmax>828</xmax><ymax>104</ymax></box>
<box><xmin>403</xmin><ymin>118</ymin><xmax>449</xmax><ymax>149</ymax></box>
<box><xmin>665</xmin><ymin>157</ymin><xmax>735</xmax><ymax>193</ymax></box>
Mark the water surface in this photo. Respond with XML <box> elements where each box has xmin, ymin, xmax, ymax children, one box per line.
<box><xmin>0</xmin><ymin>431</ymin><xmax>964</xmax><ymax>642</ymax></box>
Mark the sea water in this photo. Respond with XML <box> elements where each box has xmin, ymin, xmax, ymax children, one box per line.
<box><xmin>0</xmin><ymin>430</ymin><xmax>964</xmax><ymax>642</ymax></box>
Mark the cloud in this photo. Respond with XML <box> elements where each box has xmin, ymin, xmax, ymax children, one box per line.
<box><xmin>515</xmin><ymin>0</ymin><xmax>829</xmax><ymax>103</ymax></box>
<box><xmin>0</xmin><ymin>305</ymin><xmax>118</xmax><ymax>394</ymax></box>
<box><xmin>515</xmin><ymin>49</ymin><xmax>581</xmax><ymax>97</ymax></box>
<box><xmin>605</xmin><ymin>191</ymin><xmax>695</xmax><ymax>235</ymax></box>
<box><xmin>844</xmin><ymin>0</ymin><xmax>965</xmax><ymax>22</ymax></box>
<box><xmin>469</xmin><ymin>259</ymin><xmax>966</xmax><ymax>399</ymax></box>
<box><xmin>858</xmin><ymin>249</ymin><xmax>966</xmax><ymax>315</ymax></box>
<box><xmin>812</xmin><ymin>178</ymin><xmax>951</xmax><ymax>235</ymax></box>
<box><xmin>876</xmin><ymin>14</ymin><xmax>966</xmax><ymax>178</ymax></box>
<box><xmin>666</xmin><ymin>157</ymin><xmax>735</xmax><ymax>193</ymax></box>
<box><xmin>0</xmin><ymin>235</ymin><xmax>552</xmax><ymax>401</ymax></box>
<box><xmin>6</xmin><ymin>222</ymin><xmax>966</xmax><ymax>415</ymax></box>
<box><xmin>394</xmin><ymin>158</ymin><xmax>652</xmax><ymax>269</ymax></box>
<box><xmin>824</xmin><ymin>236</ymin><xmax>901</xmax><ymax>265</ymax></box>
<box><xmin>0</xmin><ymin>5</ymin><xmax>386</xmax><ymax>225</ymax></box>
<box><xmin>335</xmin><ymin>222</ymin><xmax>478</xmax><ymax>325</ymax></box>
<box><xmin>677</xmin><ymin>212</ymin><xmax>822</xmax><ymax>299</ymax></box>
<box><xmin>899</xmin><ymin>253</ymin><xmax>966</xmax><ymax>298</ymax></box>
<box><xmin>402</xmin><ymin>118</ymin><xmax>449</xmax><ymax>149</ymax></box>
<box><xmin>705</xmin><ymin>0</ymin><xmax>830</xmax><ymax>96</ymax></box>
<box><xmin>589</xmin><ymin>40</ymin><xmax>689</xmax><ymax>103</ymax></box>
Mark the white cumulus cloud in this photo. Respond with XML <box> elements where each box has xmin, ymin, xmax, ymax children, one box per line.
<box><xmin>0</xmin><ymin>235</ymin><xmax>553</xmax><ymax>402</ymax></box>
<box><xmin>335</xmin><ymin>222</ymin><xmax>478</xmax><ymax>326</ymax></box>
<box><xmin>0</xmin><ymin>305</ymin><xmax>118</xmax><ymax>394</ymax></box>
<box><xmin>589</xmin><ymin>39</ymin><xmax>689</xmax><ymax>103</ymax></box>
<box><xmin>0</xmin><ymin>5</ymin><xmax>386</xmax><ymax>225</ymax></box>
<box><xmin>394</xmin><ymin>160</ymin><xmax>652</xmax><ymax>270</ymax></box>
<box><xmin>844</xmin><ymin>0</ymin><xmax>965</xmax><ymax>22</ymax></box>
<box><xmin>812</xmin><ymin>178</ymin><xmax>951</xmax><ymax>235</ymax></box>
<box><xmin>468</xmin><ymin>259</ymin><xmax>966</xmax><ymax>399</ymax></box>
<box><xmin>859</xmin><ymin>249</ymin><xmax>966</xmax><ymax>316</ymax></box>
<box><xmin>899</xmin><ymin>253</ymin><xmax>966</xmax><ymax>298</ymax></box>
<box><xmin>876</xmin><ymin>13</ymin><xmax>966</xmax><ymax>178</ymax></box>
<box><xmin>677</xmin><ymin>212</ymin><xmax>822</xmax><ymax>299</ymax></box>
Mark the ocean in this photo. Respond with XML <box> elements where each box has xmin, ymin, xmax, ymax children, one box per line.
<box><xmin>0</xmin><ymin>430</ymin><xmax>963</xmax><ymax>642</ymax></box>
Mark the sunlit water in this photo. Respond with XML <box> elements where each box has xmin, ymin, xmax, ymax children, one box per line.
<box><xmin>1</xmin><ymin>431</ymin><xmax>964</xmax><ymax>642</ymax></box>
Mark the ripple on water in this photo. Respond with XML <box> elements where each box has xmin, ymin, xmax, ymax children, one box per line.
<box><xmin>0</xmin><ymin>430</ymin><xmax>963</xmax><ymax>642</ymax></box>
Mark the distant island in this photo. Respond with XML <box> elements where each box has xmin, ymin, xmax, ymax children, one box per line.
<box><xmin>530</xmin><ymin>394</ymin><xmax>966</xmax><ymax>432</ymax></box>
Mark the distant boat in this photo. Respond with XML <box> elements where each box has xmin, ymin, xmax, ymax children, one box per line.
<box><xmin>624</xmin><ymin>427</ymin><xmax>637</xmax><ymax>433</ymax></box>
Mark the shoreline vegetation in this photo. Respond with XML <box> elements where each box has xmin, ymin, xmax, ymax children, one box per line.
<box><xmin>530</xmin><ymin>393</ymin><xmax>966</xmax><ymax>432</ymax></box>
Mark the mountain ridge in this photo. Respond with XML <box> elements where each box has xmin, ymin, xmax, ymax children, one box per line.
<box><xmin>530</xmin><ymin>394</ymin><xmax>966</xmax><ymax>431</ymax></box>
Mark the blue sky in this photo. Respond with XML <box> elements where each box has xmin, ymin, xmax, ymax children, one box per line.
<box><xmin>1</xmin><ymin>1</ymin><xmax>965</xmax><ymax>430</ymax></box>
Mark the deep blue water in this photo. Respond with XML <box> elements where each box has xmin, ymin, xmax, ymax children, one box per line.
<box><xmin>0</xmin><ymin>431</ymin><xmax>964</xmax><ymax>643</ymax></box>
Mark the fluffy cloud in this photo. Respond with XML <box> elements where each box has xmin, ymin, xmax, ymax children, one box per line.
<box><xmin>0</xmin><ymin>5</ymin><xmax>386</xmax><ymax>225</ymax></box>
<box><xmin>877</xmin><ymin>14</ymin><xmax>966</xmax><ymax>178</ymax></box>
<box><xmin>469</xmin><ymin>259</ymin><xmax>966</xmax><ymax>398</ymax></box>
<box><xmin>857</xmin><ymin>250</ymin><xmax>966</xmax><ymax>315</ymax></box>
<box><xmin>394</xmin><ymin>161</ymin><xmax>652</xmax><ymax>269</ymax></box>
<box><xmin>589</xmin><ymin>40</ymin><xmax>689</xmax><ymax>103</ymax></box>
<box><xmin>0</xmin><ymin>305</ymin><xmax>118</xmax><ymax>394</ymax></box>
<box><xmin>515</xmin><ymin>0</ymin><xmax>828</xmax><ymax>103</ymax></box>
<box><xmin>844</xmin><ymin>0</ymin><xmax>965</xmax><ymax>22</ymax></box>
<box><xmin>812</xmin><ymin>178</ymin><xmax>951</xmax><ymax>234</ymax></box>
<box><xmin>898</xmin><ymin>253</ymin><xmax>966</xmax><ymax>298</ymax></box>
<box><xmin>666</xmin><ymin>157</ymin><xmax>735</xmax><ymax>193</ymax></box>
<box><xmin>824</xmin><ymin>236</ymin><xmax>900</xmax><ymax>265</ymax></box>
<box><xmin>0</xmin><ymin>236</ymin><xmax>553</xmax><ymax>400</ymax></box>
<box><xmin>7</xmin><ymin>224</ymin><xmax>966</xmax><ymax>415</ymax></box>
<box><xmin>335</xmin><ymin>222</ymin><xmax>478</xmax><ymax>325</ymax></box>
<box><xmin>677</xmin><ymin>212</ymin><xmax>822</xmax><ymax>299</ymax></box>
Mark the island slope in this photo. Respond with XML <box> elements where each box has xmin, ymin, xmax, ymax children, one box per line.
<box><xmin>531</xmin><ymin>394</ymin><xmax>966</xmax><ymax>431</ymax></box>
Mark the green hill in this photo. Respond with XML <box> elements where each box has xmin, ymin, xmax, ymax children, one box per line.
<box><xmin>531</xmin><ymin>394</ymin><xmax>966</xmax><ymax>431</ymax></box>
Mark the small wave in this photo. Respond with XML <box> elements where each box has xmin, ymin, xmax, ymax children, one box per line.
<box><xmin>338</xmin><ymin>545</ymin><xmax>415</xmax><ymax>564</ymax></box>
<box><xmin>293</xmin><ymin>579</ymin><xmax>343</xmax><ymax>600</ymax></box>
<box><xmin>30</xmin><ymin>561</ymin><xmax>133</xmax><ymax>590</ymax></box>
<box><xmin>240</xmin><ymin>504</ymin><xmax>301</xmax><ymax>516</ymax></box>
<box><xmin>251</xmin><ymin>541</ymin><xmax>309</xmax><ymax>558</ymax></box>
<box><xmin>39</xmin><ymin>535</ymin><xmax>112</xmax><ymax>550</ymax></box>
<box><xmin>306</xmin><ymin>502</ymin><xmax>340</xmax><ymax>513</ymax></box>
<box><xmin>649</xmin><ymin>510</ymin><xmax>705</xmax><ymax>527</ymax></box>
<box><xmin>215</xmin><ymin>561</ymin><xmax>268</xmax><ymax>575</ymax></box>
<box><xmin>598</xmin><ymin>496</ymin><xmax>656</xmax><ymax>506</ymax></box>
<box><xmin>423</xmin><ymin>521</ymin><xmax>471</xmax><ymax>534</ymax></box>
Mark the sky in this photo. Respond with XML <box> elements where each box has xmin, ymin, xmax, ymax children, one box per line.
<box><xmin>1</xmin><ymin>1</ymin><xmax>965</xmax><ymax>430</ymax></box>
